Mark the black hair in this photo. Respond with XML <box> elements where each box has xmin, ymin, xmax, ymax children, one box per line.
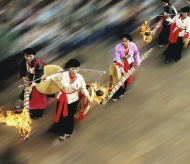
<box><xmin>64</xmin><ymin>59</ymin><xmax>81</xmax><ymax>69</ymax></box>
<box><xmin>119</xmin><ymin>33</ymin><xmax>132</xmax><ymax>42</ymax></box>
<box><xmin>23</xmin><ymin>48</ymin><xmax>36</xmax><ymax>56</ymax></box>
<box><xmin>181</xmin><ymin>6</ymin><xmax>190</xmax><ymax>13</ymax></box>
<box><xmin>161</xmin><ymin>0</ymin><xmax>169</xmax><ymax>3</ymax></box>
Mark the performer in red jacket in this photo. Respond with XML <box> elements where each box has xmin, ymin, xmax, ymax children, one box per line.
<box><xmin>18</xmin><ymin>48</ymin><xmax>46</xmax><ymax>119</ymax></box>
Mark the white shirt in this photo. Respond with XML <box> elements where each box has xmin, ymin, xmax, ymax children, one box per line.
<box><xmin>167</xmin><ymin>15</ymin><xmax>190</xmax><ymax>36</ymax></box>
<box><xmin>45</xmin><ymin>71</ymin><xmax>89</xmax><ymax>104</ymax></box>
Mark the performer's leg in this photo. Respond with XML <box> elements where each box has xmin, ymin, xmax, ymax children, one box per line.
<box><xmin>112</xmin><ymin>86</ymin><xmax>123</xmax><ymax>101</ymax></box>
<box><xmin>17</xmin><ymin>90</ymin><xmax>24</xmax><ymax>108</ymax></box>
<box><xmin>120</xmin><ymin>81</ymin><xmax>128</xmax><ymax>96</ymax></box>
<box><xmin>163</xmin><ymin>43</ymin><xmax>174</xmax><ymax>63</ymax></box>
<box><xmin>173</xmin><ymin>37</ymin><xmax>184</xmax><ymax>62</ymax></box>
<box><xmin>158</xmin><ymin>25</ymin><xmax>170</xmax><ymax>47</ymax></box>
<box><xmin>29</xmin><ymin>110</ymin><xmax>39</xmax><ymax>119</ymax></box>
<box><xmin>32</xmin><ymin>109</ymin><xmax>44</xmax><ymax>117</ymax></box>
<box><xmin>64</xmin><ymin>101</ymin><xmax>78</xmax><ymax>135</ymax></box>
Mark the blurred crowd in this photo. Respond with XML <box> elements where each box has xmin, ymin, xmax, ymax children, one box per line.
<box><xmin>0</xmin><ymin>0</ymin><xmax>186</xmax><ymax>88</ymax></box>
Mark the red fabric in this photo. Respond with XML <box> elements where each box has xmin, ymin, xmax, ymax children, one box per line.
<box><xmin>115</xmin><ymin>62</ymin><xmax>123</xmax><ymax>68</ymax></box>
<box><xmin>123</xmin><ymin>58</ymin><xmax>132</xmax><ymax>84</ymax></box>
<box><xmin>29</xmin><ymin>87</ymin><xmax>46</xmax><ymax>109</ymax></box>
<box><xmin>55</xmin><ymin>90</ymin><xmax>77</xmax><ymax>123</ymax></box>
<box><xmin>181</xmin><ymin>17</ymin><xmax>185</xmax><ymax>21</ymax></box>
<box><xmin>33</xmin><ymin>60</ymin><xmax>46</xmax><ymax>72</ymax></box>
<box><xmin>169</xmin><ymin>23</ymin><xmax>182</xmax><ymax>43</ymax></box>
<box><xmin>78</xmin><ymin>94</ymin><xmax>85</xmax><ymax>121</ymax></box>
<box><xmin>115</xmin><ymin>62</ymin><xmax>125</xmax><ymax>88</ymax></box>
<box><xmin>55</xmin><ymin>90</ymin><xmax>68</xmax><ymax>123</ymax></box>
<box><xmin>182</xmin><ymin>33</ymin><xmax>189</xmax><ymax>40</ymax></box>
<box><xmin>124</xmin><ymin>47</ymin><xmax>129</xmax><ymax>55</ymax></box>
<box><xmin>123</xmin><ymin>46</ymin><xmax>131</xmax><ymax>83</ymax></box>
<box><xmin>69</xmin><ymin>75</ymin><xmax>75</xmax><ymax>80</ymax></box>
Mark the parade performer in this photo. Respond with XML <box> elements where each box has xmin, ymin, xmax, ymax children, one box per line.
<box><xmin>163</xmin><ymin>6</ymin><xmax>190</xmax><ymax>63</ymax></box>
<box><xmin>18</xmin><ymin>48</ymin><xmax>46</xmax><ymax>119</ymax></box>
<box><xmin>112</xmin><ymin>33</ymin><xmax>140</xmax><ymax>102</ymax></box>
<box><xmin>157</xmin><ymin>0</ymin><xmax>177</xmax><ymax>48</ymax></box>
<box><xmin>42</xmin><ymin>59</ymin><xmax>93</xmax><ymax>142</ymax></box>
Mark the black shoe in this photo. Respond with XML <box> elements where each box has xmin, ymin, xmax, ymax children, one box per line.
<box><xmin>157</xmin><ymin>45</ymin><xmax>164</xmax><ymax>48</ymax></box>
<box><xmin>175</xmin><ymin>59</ymin><xmax>179</xmax><ymax>63</ymax></box>
<box><xmin>30</xmin><ymin>116</ymin><xmax>39</xmax><ymax>119</ymax></box>
<box><xmin>165</xmin><ymin>57</ymin><xmax>171</xmax><ymax>63</ymax></box>
<box><xmin>112</xmin><ymin>98</ymin><xmax>118</xmax><ymax>102</ymax></box>
<box><xmin>59</xmin><ymin>135</ymin><xmax>66</xmax><ymax>142</ymax></box>
<box><xmin>65</xmin><ymin>134</ymin><xmax>71</xmax><ymax>139</ymax></box>
<box><xmin>165</xmin><ymin>60</ymin><xmax>170</xmax><ymax>63</ymax></box>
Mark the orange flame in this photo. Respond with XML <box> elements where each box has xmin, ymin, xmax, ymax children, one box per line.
<box><xmin>0</xmin><ymin>107</ymin><xmax>32</xmax><ymax>140</ymax></box>
<box><xmin>91</xmin><ymin>83</ymin><xmax>111</xmax><ymax>105</ymax></box>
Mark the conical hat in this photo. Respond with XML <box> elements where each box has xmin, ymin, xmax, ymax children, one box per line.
<box><xmin>109</xmin><ymin>63</ymin><xmax>121</xmax><ymax>86</ymax></box>
<box><xmin>74</xmin><ymin>85</ymin><xmax>94</xmax><ymax>118</ymax></box>
<box><xmin>36</xmin><ymin>65</ymin><xmax>63</xmax><ymax>95</ymax></box>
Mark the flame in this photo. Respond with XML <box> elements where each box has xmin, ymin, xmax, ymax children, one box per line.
<box><xmin>91</xmin><ymin>83</ymin><xmax>113</xmax><ymax>105</ymax></box>
<box><xmin>140</xmin><ymin>20</ymin><xmax>153</xmax><ymax>43</ymax></box>
<box><xmin>0</xmin><ymin>107</ymin><xmax>32</xmax><ymax>140</ymax></box>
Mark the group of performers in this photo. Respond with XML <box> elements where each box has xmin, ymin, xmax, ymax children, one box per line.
<box><xmin>16</xmin><ymin>1</ymin><xmax>190</xmax><ymax>142</ymax></box>
<box><xmin>158</xmin><ymin>0</ymin><xmax>190</xmax><ymax>63</ymax></box>
<box><xmin>157</xmin><ymin>0</ymin><xmax>177</xmax><ymax>48</ymax></box>
<box><xmin>18</xmin><ymin>49</ymin><xmax>93</xmax><ymax>142</ymax></box>
<box><xmin>163</xmin><ymin>5</ymin><xmax>190</xmax><ymax>63</ymax></box>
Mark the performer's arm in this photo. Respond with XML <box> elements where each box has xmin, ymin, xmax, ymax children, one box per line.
<box><xmin>115</xmin><ymin>46</ymin><xmax>125</xmax><ymax>73</ymax></box>
<box><xmin>42</xmin><ymin>72</ymin><xmax>62</xmax><ymax>82</ymax></box>
<box><xmin>132</xmin><ymin>43</ymin><xmax>140</xmax><ymax>67</ymax></box>
<box><xmin>186</xmin><ymin>19</ymin><xmax>190</xmax><ymax>33</ymax></box>
<box><xmin>80</xmin><ymin>76</ymin><xmax>93</xmax><ymax>104</ymax></box>
<box><xmin>165</xmin><ymin>13</ymin><xmax>176</xmax><ymax>23</ymax></box>
<box><xmin>183</xmin><ymin>19</ymin><xmax>190</xmax><ymax>39</ymax></box>
<box><xmin>34</xmin><ymin>62</ymin><xmax>44</xmax><ymax>83</ymax></box>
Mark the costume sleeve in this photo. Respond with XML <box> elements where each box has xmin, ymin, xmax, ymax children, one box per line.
<box><xmin>18</xmin><ymin>60</ymin><xmax>26</xmax><ymax>78</ymax></box>
<box><xmin>186</xmin><ymin>19</ymin><xmax>190</xmax><ymax>33</ymax></box>
<box><xmin>45</xmin><ymin>72</ymin><xmax>62</xmax><ymax>82</ymax></box>
<box><xmin>115</xmin><ymin>45</ymin><xmax>125</xmax><ymax>73</ymax></box>
<box><xmin>34</xmin><ymin>62</ymin><xmax>44</xmax><ymax>83</ymax></box>
<box><xmin>166</xmin><ymin>5</ymin><xmax>175</xmax><ymax>15</ymax></box>
<box><xmin>132</xmin><ymin>43</ymin><xmax>140</xmax><ymax>66</ymax></box>
<box><xmin>166</xmin><ymin>15</ymin><xmax>176</xmax><ymax>23</ymax></box>
<box><xmin>80</xmin><ymin>76</ymin><xmax>89</xmax><ymax>97</ymax></box>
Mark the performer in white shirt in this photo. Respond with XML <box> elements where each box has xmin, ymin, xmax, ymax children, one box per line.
<box><xmin>163</xmin><ymin>6</ymin><xmax>190</xmax><ymax>63</ymax></box>
<box><xmin>42</xmin><ymin>59</ymin><xmax>93</xmax><ymax>142</ymax></box>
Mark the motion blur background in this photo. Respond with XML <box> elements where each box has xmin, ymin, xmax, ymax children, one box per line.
<box><xmin>1</xmin><ymin>0</ymin><xmax>190</xmax><ymax>164</ymax></box>
<box><xmin>0</xmin><ymin>0</ymin><xmax>173</xmax><ymax>89</ymax></box>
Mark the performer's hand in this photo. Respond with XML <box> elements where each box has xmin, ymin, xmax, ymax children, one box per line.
<box><xmin>121</xmin><ymin>72</ymin><xmax>127</xmax><ymax>76</ymax></box>
<box><xmin>164</xmin><ymin>12</ymin><xmax>169</xmax><ymax>18</ymax></box>
<box><xmin>19</xmin><ymin>85</ymin><xmax>25</xmax><ymax>90</ymax></box>
<box><xmin>88</xmin><ymin>96</ymin><xmax>93</xmax><ymax>105</ymax></box>
<box><xmin>22</xmin><ymin>77</ymin><xmax>29</xmax><ymax>83</ymax></box>
<box><xmin>134</xmin><ymin>65</ymin><xmax>139</xmax><ymax>68</ymax></box>
<box><xmin>182</xmin><ymin>33</ymin><xmax>189</xmax><ymax>40</ymax></box>
<box><xmin>28</xmin><ymin>86</ymin><xmax>33</xmax><ymax>93</ymax></box>
<box><xmin>41</xmin><ymin>75</ymin><xmax>47</xmax><ymax>81</ymax></box>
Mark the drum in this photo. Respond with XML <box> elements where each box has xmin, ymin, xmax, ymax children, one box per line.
<box><xmin>109</xmin><ymin>63</ymin><xmax>121</xmax><ymax>86</ymax></box>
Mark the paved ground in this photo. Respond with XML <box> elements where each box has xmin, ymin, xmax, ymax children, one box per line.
<box><xmin>1</xmin><ymin>29</ymin><xmax>190</xmax><ymax>163</ymax></box>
